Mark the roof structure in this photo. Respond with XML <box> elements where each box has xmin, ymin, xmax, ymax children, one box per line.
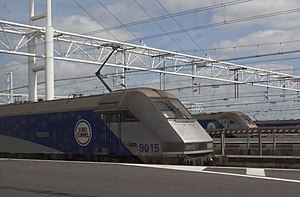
<box><xmin>1</xmin><ymin>19</ymin><xmax>300</xmax><ymax>95</ymax></box>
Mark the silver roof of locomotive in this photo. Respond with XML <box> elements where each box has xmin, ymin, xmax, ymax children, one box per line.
<box><xmin>0</xmin><ymin>88</ymin><xmax>176</xmax><ymax>116</ymax></box>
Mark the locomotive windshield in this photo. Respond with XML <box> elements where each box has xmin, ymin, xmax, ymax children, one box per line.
<box><xmin>241</xmin><ymin>114</ymin><xmax>253</xmax><ymax>123</ymax></box>
<box><xmin>241</xmin><ymin>114</ymin><xmax>258</xmax><ymax>128</ymax></box>
<box><xmin>153</xmin><ymin>99</ymin><xmax>192</xmax><ymax>119</ymax></box>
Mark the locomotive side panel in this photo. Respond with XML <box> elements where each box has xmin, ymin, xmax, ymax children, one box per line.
<box><xmin>0</xmin><ymin>110</ymin><xmax>133</xmax><ymax>158</ymax></box>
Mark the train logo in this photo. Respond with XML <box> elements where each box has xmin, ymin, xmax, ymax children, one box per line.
<box><xmin>207</xmin><ymin>122</ymin><xmax>216</xmax><ymax>129</ymax></box>
<box><xmin>74</xmin><ymin>119</ymin><xmax>92</xmax><ymax>146</ymax></box>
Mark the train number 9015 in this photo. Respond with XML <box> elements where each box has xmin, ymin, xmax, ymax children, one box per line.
<box><xmin>139</xmin><ymin>144</ymin><xmax>160</xmax><ymax>152</ymax></box>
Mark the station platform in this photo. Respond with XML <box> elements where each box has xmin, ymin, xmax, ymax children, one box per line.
<box><xmin>214</xmin><ymin>155</ymin><xmax>300</xmax><ymax>169</ymax></box>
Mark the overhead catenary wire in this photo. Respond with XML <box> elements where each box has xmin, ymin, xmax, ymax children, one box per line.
<box><xmin>240</xmin><ymin>56</ymin><xmax>300</xmax><ymax>65</ymax></box>
<box><xmin>134</xmin><ymin>0</ymin><xmax>186</xmax><ymax>53</ymax></box>
<box><xmin>155</xmin><ymin>0</ymin><xmax>208</xmax><ymax>56</ymax></box>
<box><xmin>125</xmin><ymin>7</ymin><xmax>300</xmax><ymax>43</ymax></box>
<box><xmin>84</xmin><ymin>0</ymin><xmax>253</xmax><ymax>35</ymax></box>
<box><xmin>2</xmin><ymin>0</ymin><xmax>300</xmax><ymax>120</ymax></box>
<box><xmin>72</xmin><ymin>0</ymin><xmax>119</xmax><ymax>41</ymax></box>
<box><xmin>95</xmin><ymin>0</ymin><xmax>140</xmax><ymax>42</ymax></box>
<box><xmin>183</xmin><ymin>39</ymin><xmax>300</xmax><ymax>53</ymax></box>
<box><xmin>218</xmin><ymin>49</ymin><xmax>300</xmax><ymax>62</ymax></box>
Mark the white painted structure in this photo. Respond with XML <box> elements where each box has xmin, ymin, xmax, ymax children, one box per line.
<box><xmin>0</xmin><ymin>0</ymin><xmax>300</xmax><ymax>103</ymax></box>
<box><xmin>27</xmin><ymin>0</ymin><xmax>54</xmax><ymax>101</ymax></box>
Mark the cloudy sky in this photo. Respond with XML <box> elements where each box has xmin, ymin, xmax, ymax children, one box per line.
<box><xmin>1</xmin><ymin>0</ymin><xmax>300</xmax><ymax>120</ymax></box>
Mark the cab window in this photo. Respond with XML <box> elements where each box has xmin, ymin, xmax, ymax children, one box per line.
<box><xmin>97</xmin><ymin>110</ymin><xmax>138</xmax><ymax>122</ymax></box>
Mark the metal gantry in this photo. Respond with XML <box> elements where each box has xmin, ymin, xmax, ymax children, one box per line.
<box><xmin>1</xmin><ymin>19</ymin><xmax>300</xmax><ymax>102</ymax></box>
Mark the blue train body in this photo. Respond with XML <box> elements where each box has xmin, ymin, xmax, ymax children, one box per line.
<box><xmin>194</xmin><ymin>112</ymin><xmax>258</xmax><ymax>130</ymax></box>
<box><xmin>0</xmin><ymin>110</ymin><xmax>131</xmax><ymax>157</ymax></box>
<box><xmin>197</xmin><ymin>119</ymin><xmax>224</xmax><ymax>130</ymax></box>
<box><xmin>255</xmin><ymin>120</ymin><xmax>300</xmax><ymax>128</ymax></box>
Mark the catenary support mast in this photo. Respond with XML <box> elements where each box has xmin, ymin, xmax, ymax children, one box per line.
<box><xmin>45</xmin><ymin>0</ymin><xmax>54</xmax><ymax>100</ymax></box>
<box><xmin>28</xmin><ymin>0</ymin><xmax>37</xmax><ymax>101</ymax></box>
<box><xmin>28</xmin><ymin>0</ymin><xmax>54</xmax><ymax>101</ymax></box>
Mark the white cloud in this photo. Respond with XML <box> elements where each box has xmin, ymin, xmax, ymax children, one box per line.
<box><xmin>54</xmin><ymin>15</ymin><xmax>99</xmax><ymax>34</ymax></box>
<box><xmin>210</xmin><ymin>28</ymin><xmax>300</xmax><ymax>60</ymax></box>
<box><xmin>210</xmin><ymin>0</ymin><xmax>300</xmax><ymax>29</ymax></box>
<box><xmin>253</xmin><ymin>63</ymin><xmax>295</xmax><ymax>74</ymax></box>
<box><xmin>155</xmin><ymin>0</ymin><xmax>210</xmax><ymax>13</ymax></box>
<box><xmin>145</xmin><ymin>0</ymin><xmax>300</xmax><ymax>29</ymax></box>
<box><xmin>53</xmin><ymin>14</ymin><xmax>141</xmax><ymax>42</ymax></box>
<box><xmin>90</xmin><ymin>1</ymin><xmax>148</xmax><ymax>24</ymax></box>
<box><xmin>1</xmin><ymin>0</ymin><xmax>300</xmax><ymax>114</ymax></box>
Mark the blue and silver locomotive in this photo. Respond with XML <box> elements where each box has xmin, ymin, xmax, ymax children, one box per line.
<box><xmin>0</xmin><ymin>88</ymin><xmax>213</xmax><ymax>164</ymax></box>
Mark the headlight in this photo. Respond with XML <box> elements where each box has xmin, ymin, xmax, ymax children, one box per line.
<box><xmin>206</xmin><ymin>142</ymin><xmax>213</xmax><ymax>149</ymax></box>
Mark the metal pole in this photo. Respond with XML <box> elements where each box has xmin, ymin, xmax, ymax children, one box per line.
<box><xmin>259</xmin><ymin>132</ymin><xmax>262</xmax><ymax>156</ymax></box>
<box><xmin>160</xmin><ymin>72</ymin><xmax>162</xmax><ymax>90</ymax></box>
<box><xmin>121</xmin><ymin>68</ymin><xmax>126</xmax><ymax>90</ymax></box>
<box><xmin>221</xmin><ymin>133</ymin><xmax>225</xmax><ymax>155</ymax></box>
<box><xmin>28</xmin><ymin>0</ymin><xmax>37</xmax><ymax>101</ymax></box>
<box><xmin>247</xmin><ymin>131</ymin><xmax>250</xmax><ymax>155</ymax></box>
<box><xmin>160</xmin><ymin>58</ymin><xmax>166</xmax><ymax>90</ymax></box>
<box><xmin>120</xmin><ymin>51</ymin><xmax>126</xmax><ymax>90</ymax></box>
<box><xmin>6</xmin><ymin>72</ymin><xmax>13</xmax><ymax>103</ymax></box>
<box><xmin>273</xmin><ymin>132</ymin><xmax>276</xmax><ymax>155</ymax></box>
<box><xmin>162</xmin><ymin>60</ymin><xmax>166</xmax><ymax>90</ymax></box>
<box><xmin>45</xmin><ymin>0</ymin><xmax>54</xmax><ymax>100</ymax></box>
<box><xmin>192</xmin><ymin>63</ymin><xmax>196</xmax><ymax>97</ymax></box>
